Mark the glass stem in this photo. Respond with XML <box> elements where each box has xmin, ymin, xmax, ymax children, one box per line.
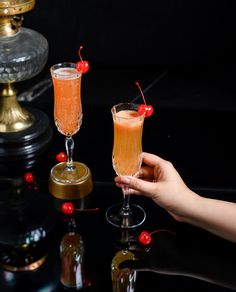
<box><xmin>65</xmin><ymin>136</ymin><xmax>74</xmax><ymax>171</ymax></box>
<box><xmin>121</xmin><ymin>229</ymin><xmax>130</xmax><ymax>250</ymax></box>
<box><xmin>120</xmin><ymin>187</ymin><xmax>131</xmax><ymax>216</ymax></box>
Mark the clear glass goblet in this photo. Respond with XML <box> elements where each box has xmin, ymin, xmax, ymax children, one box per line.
<box><xmin>50</xmin><ymin>62</ymin><xmax>83</xmax><ymax>183</ymax></box>
<box><xmin>106</xmin><ymin>102</ymin><xmax>146</xmax><ymax>228</ymax></box>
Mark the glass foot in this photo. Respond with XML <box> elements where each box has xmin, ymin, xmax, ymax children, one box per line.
<box><xmin>49</xmin><ymin>161</ymin><xmax>93</xmax><ymax>200</ymax></box>
<box><xmin>105</xmin><ymin>203</ymin><xmax>146</xmax><ymax>229</ymax></box>
<box><xmin>50</xmin><ymin>161</ymin><xmax>89</xmax><ymax>183</ymax></box>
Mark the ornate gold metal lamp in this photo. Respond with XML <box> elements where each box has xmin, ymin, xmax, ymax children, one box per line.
<box><xmin>0</xmin><ymin>0</ymin><xmax>52</xmax><ymax>159</ymax></box>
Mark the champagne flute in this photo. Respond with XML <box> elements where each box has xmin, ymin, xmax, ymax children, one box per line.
<box><xmin>106</xmin><ymin>102</ymin><xmax>146</xmax><ymax>228</ymax></box>
<box><xmin>50</xmin><ymin>62</ymin><xmax>83</xmax><ymax>183</ymax></box>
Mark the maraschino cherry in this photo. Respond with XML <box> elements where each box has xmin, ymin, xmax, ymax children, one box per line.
<box><xmin>61</xmin><ymin>202</ymin><xmax>100</xmax><ymax>215</ymax></box>
<box><xmin>56</xmin><ymin>151</ymin><xmax>67</xmax><ymax>162</ymax></box>
<box><xmin>135</xmin><ymin>82</ymin><xmax>154</xmax><ymax>118</ymax></box>
<box><xmin>138</xmin><ymin>231</ymin><xmax>152</xmax><ymax>245</ymax></box>
<box><xmin>24</xmin><ymin>172</ymin><xmax>39</xmax><ymax>191</ymax></box>
<box><xmin>24</xmin><ymin>172</ymin><xmax>34</xmax><ymax>183</ymax></box>
<box><xmin>76</xmin><ymin>46</ymin><xmax>89</xmax><ymax>74</ymax></box>
<box><xmin>138</xmin><ymin>229</ymin><xmax>176</xmax><ymax>245</ymax></box>
<box><xmin>61</xmin><ymin>202</ymin><xmax>74</xmax><ymax>215</ymax></box>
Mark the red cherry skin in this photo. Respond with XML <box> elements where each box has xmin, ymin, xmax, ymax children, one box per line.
<box><xmin>61</xmin><ymin>202</ymin><xmax>74</xmax><ymax>215</ymax></box>
<box><xmin>138</xmin><ymin>104</ymin><xmax>154</xmax><ymax>118</ymax></box>
<box><xmin>145</xmin><ymin>105</ymin><xmax>154</xmax><ymax>117</ymax></box>
<box><xmin>56</xmin><ymin>151</ymin><xmax>67</xmax><ymax>162</ymax></box>
<box><xmin>138</xmin><ymin>104</ymin><xmax>146</xmax><ymax>116</ymax></box>
<box><xmin>138</xmin><ymin>231</ymin><xmax>152</xmax><ymax>245</ymax></box>
<box><xmin>24</xmin><ymin>172</ymin><xmax>34</xmax><ymax>183</ymax></box>
<box><xmin>76</xmin><ymin>60</ymin><xmax>89</xmax><ymax>74</ymax></box>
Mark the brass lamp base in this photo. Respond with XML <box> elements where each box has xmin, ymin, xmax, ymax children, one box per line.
<box><xmin>0</xmin><ymin>106</ymin><xmax>52</xmax><ymax>161</ymax></box>
<box><xmin>49</xmin><ymin>162</ymin><xmax>93</xmax><ymax>201</ymax></box>
<box><xmin>1</xmin><ymin>254</ymin><xmax>47</xmax><ymax>272</ymax></box>
<box><xmin>0</xmin><ymin>83</ymin><xmax>34</xmax><ymax>133</ymax></box>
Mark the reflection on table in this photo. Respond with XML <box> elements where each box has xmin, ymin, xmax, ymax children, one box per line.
<box><xmin>1</xmin><ymin>174</ymin><xmax>236</xmax><ymax>291</ymax></box>
<box><xmin>1</xmin><ymin>72</ymin><xmax>236</xmax><ymax>291</ymax></box>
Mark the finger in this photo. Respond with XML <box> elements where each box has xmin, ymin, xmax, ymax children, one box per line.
<box><xmin>137</xmin><ymin>166</ymin><xmax>154</xmax><ymax>180</ymax></box>
<box><xmin>142</xmin><ymin>152</ymin><xmax>167</xmax><ymax>168</ymax></box>
<box><xmin>115</xmin><ymin>181</ymin><xmax>143</xmax><ymax>195</ymax></box>
<box><xmin>115</xmin><ymin>164</ymin><xmax>154</xmax><ymax>184</ymax></box>
<box><xmin>123</xmin><ymin>176</ymin><xmax>157</xmax><ymax>196</ymax></box>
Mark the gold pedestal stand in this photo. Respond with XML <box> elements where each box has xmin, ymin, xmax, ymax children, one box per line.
<box><xmin>49</xmin><ymin>162</ymin><xmax>93</xmax><ymax>201</ymax></box>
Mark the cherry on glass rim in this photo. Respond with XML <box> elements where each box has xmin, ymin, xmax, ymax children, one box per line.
<box><xmin>135</xmin><ymin>81</ymin><xmax>154</xmax><ymax>118</ymax></box>
<box><xmin>138</xmin><ymin>104</ymin><xmax>154</xmax><ymax>117</ymax></box>
<box><xmin>76</xmin><ymin>46</ymin><xmax>89</xmax><ymax>74</ymax></box>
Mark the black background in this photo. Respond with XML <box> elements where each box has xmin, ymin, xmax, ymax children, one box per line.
<box><xmin>24</xmin><ymin>1</ymin><xmax>236</xmax><ymax>68</ymax></box>
<box><xmin>1</xmin><ymin>1</ymin><xmax>236</xmax><ymax>291</ymax></box>
<box><xmin>21</xmin><ymin>0</ymin><xmax>236</xmax><ymax>190</ymax></box>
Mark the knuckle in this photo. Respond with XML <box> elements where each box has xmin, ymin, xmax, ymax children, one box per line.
<box><xmin>165</xmin><ymin>160</ymin><xmax>173</xmax><ymax>168</ymax></box>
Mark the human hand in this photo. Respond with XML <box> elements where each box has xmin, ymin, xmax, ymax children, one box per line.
<box><xmin>114</xmin><ymin>152</ymin><xmax>199</xmax><ymax>222</ymax></box>
<box><xmin>119</xmin><ymin>229</ymin><xmax>236</xmax><ymax>290</ymax></box>
<box><xmin>119</xmin><ymin>229</ymin><xmax>236</xmax><ymax>291</ymax></box>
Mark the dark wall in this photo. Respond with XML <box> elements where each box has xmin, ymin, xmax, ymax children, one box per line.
<box><xmin>18</xmin><ymin>1</ymin><xmax>236</xmax><ymax>187</ymax></box>
<box><xmin>23</xmin><ymin>1</ymin><xmax>236</xmax><ymax>69</ymax></box>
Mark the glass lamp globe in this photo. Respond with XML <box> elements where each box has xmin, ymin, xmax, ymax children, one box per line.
<box><xmin>0</xmin><ymin>0</ymin><xmax>52</xmax><ymax>159</ymax></box>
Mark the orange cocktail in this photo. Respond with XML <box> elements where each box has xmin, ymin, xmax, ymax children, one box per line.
<box><xmin>106</xmin><ymin>102</ymin><xmax>146</xmax><ymax>229</ymax></box>
<box><xmin>49</xmin><ymin>62</ymin><xmax>85</xmax><ymax>184</ymax></box>
<box><xmin>112</xmin><ymin>109</ymin><xmax>144</xmax><ymax>176</ymax></box>
<box><xmin>51</xmin><ymin>64</ymin><xmax>82</xmax><ymax>136</ymax></box>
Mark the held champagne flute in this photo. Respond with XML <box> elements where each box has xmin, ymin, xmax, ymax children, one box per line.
<box><xmin>106</xmin><ymin>102</ymin><xmax>146</xmax><ymax>228</ymax></box>
<box><xmin>50</xmin><ymin>62</ymin><xmax>83</xmax><ymax>183</ymax></box>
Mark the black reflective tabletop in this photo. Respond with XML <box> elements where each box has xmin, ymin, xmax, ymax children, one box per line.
<box><xmin>1</xmin><ymin>179</ymin><xmax>236</xmax><ymax>292</ymax></box>
<box><xmin>1</xmin><ymin>67</ymin><xmax>236</xmax><ymax>291</ymax></box>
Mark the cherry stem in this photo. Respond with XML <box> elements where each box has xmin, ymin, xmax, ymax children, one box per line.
<box><xmin>79</xmin><ymin>46</ymin><xmax>83</xmax><ymax>61</ymax></box>
<box><xmin>135</xmin><ymin>81</ymin><xmax>146</xmax><ymax>105</ymax></box>
<box><xmin>76</xmin><ymin>208</ymin><xmax>100</xmax><ymax>212</ymax></box>
<box><xmin>32</xmin><ymin>180</ymin><xmax>39</xmax><ymax>188</ymax></box>
<box><xmin>149</xmin><ymin>229</ymin><xmax>176</xmax><ymax>236</ymax></box>
<box><xmin>66</xmin><ymin>208</ymin><xmax>100</xmax><ymax>214</ymax></box>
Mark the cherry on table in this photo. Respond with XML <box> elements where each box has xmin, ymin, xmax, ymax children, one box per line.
<box><xmin>139</xmin><ymin>229</ymin><xmax>176</xmax><ymax>245</ymax></box>
<box><xmin>24</xmin><ymin>172</ymin><xmax>34</xmax><ymax>183</ymax></box>
<box><xmin>56</xmin><ymin>151</ymin><xmax>67</xmax><ymax>162</ymax></box>
<box><xmin>76</xmin><ymin>46</ymin><xmax>89</xmax><ymax>74</ymax></box>
<box><xmin>24</xmin><ymin>172</ymin><xmax>39</xmax><ymax>191</ymax></box>
<box><xmin>138</xmin><ymin>231</ymin><xmax>152</xmax><ymax>245</ymax></box>
<box><xmin>61</xmin><ymin>202</ymin><xmax>74</xmax><ymax>215</ymax></box>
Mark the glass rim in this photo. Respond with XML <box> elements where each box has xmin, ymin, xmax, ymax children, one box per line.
<box><xmin>50</xmin><ymin>62</ymin><xmax>82</xmax><ymax>77</ymax></box>
<box><xmin>111</xmin><ymin>102</ymin><xmax>146</xmax><ymax>119</ymax></box>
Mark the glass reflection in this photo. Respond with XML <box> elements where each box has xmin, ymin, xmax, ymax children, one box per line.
<box><xmin>0</xmin><ymin>174</ymin><xmax>56</xmax><ymax>272</ymax></box>
<box><xmin>111</xmin><ymin>229</ymin><xmax>137</xmax><ymax>292</ymax></box>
